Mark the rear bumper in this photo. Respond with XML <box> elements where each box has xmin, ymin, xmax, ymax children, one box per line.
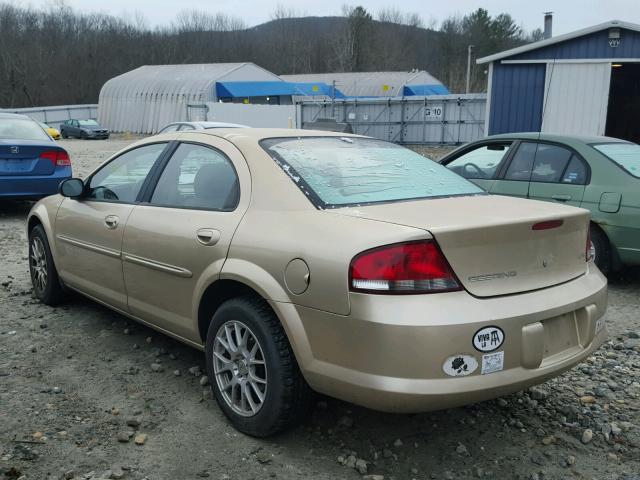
<box><xmin>283</xmin><ymin>264</ymin><xmax>607</xmax><ymax>412</ymax></box>
<box><xmin>0</xmin><ymin>167</ymin><xmax>71</xmax><ymax>199</ymax></box>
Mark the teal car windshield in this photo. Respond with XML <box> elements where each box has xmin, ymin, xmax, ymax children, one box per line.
<box><xmin>262</xmin><ymin>137</ymin><xmax>484</xmax><ymax>208</ymax></box>
<box><xmin>592</xmin><ymin>142</ymin><xmax>640</xmax><ymax>178</ymax></box>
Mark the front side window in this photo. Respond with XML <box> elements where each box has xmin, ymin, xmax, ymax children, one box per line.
<box><xmin>261</xmin><ymin>137</ymin><xmax>483</xmax><ymax>208</ymax></box>
<box><xmin>87</xmin><ymin>143</ymin><xmax>167</xmax><ymax>203</ymax></box>
<box><xmin>592</xmin><ymin>142</ymin><xmax>640</xmax><ymax>178</ymax></box>
<box><xmin>446</xmin><ymin>142</ymin><xmax>512</xmax><ymax>179</ymax></box>
<box><xmin>0</xmin><ymin>118</ymin><xmax>50</xmax><ymax>141</ymax></box>
<box><xmin>150</xmin><ymin>143</ymin><xmax>239</xmax><ymax>210</ymax></box>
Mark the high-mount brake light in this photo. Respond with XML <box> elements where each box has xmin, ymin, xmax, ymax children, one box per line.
<box><xmin>349</xmin><ymin>240</ymin><xmax>462</xmax><ymax>294</ymax></box>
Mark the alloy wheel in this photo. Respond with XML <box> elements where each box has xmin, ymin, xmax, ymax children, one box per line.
<box><xmin>30</xmin><ymin>237</ymin><xmax>48</xmax><ymax>293</ymax></box>
<box><xmin>213</xmin><ymin>320</ymin><xmax>267</xmax><ymax>417</ymax></box>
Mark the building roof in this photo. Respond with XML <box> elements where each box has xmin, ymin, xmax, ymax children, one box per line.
<box><xmin>280</xmin><ymin>70</ymin><xmax>445</xmax><ymax>97</ymax></box>
<box><xmin>478</xmin><ymin>20</ymin><xmax>640</xmax><ymax>64</ymax></box>
<box><xmin>100</xmin><ymin>63</ymin><xmax>281</xmax><ymax>102</ymax></box>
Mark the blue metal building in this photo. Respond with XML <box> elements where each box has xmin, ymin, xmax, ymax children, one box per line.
<box><xmin>478</xmin><ymin>20</ymin><xmax>640</xmax><ymax>142</ymax></box>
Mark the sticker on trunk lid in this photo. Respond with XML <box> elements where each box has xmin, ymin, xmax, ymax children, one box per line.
<box><xmin>442</xmin><ymin>354</ymin><xmax>478</xmax><ymax>377</ymax></box>
<box><xmin>473</xmin><ymin>326</ymin><xmax>505</xmax><ymax>352</ymax></box>
<box><xmin>481</xmin><ymin>351</ymin><xmax>504</xmax><ymax>375</ymax></box>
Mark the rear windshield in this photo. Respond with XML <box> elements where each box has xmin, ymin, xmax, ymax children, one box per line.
<box><xmin>261</xmin><ymin>137</ymin><xmax>483</xmax><ymax>208</ymax></box>
<box><xmin>0</xmin><ymin>118</ymin><xmax>50</xmax><ymax>141</ymax></box>
<box><xmin>592</xmin><ymin>142</ymin><xmax>640</xmax><ymax>178</ymax></box>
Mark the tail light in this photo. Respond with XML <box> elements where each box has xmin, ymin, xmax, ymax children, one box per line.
<box><xmin>40</xmin><ymin>150</ymin><xmax>71</xmax><ymax>166</ymax></box>
<box><xmin>586</xmin><ymin>228</ymin><xmax>595</xmax><ymax>262</ymax></box>
<box><xmin>349</xmin><ymin>240</ymin><xmax>462</xmax><ymax>294</ymax></box>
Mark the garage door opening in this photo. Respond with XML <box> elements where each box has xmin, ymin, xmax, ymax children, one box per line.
<box><xmin>605</xmin><ymin>63</ymin><xmax>640</xmax><ymax>143</ymax></box>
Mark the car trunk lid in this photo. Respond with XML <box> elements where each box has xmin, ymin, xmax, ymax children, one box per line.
<box><xmin>0</xmin><ymin>140</ymin><xmax>58</xmax><ymax>176</ymax></box>
<box><xmin>330</xmin><ymin>194</ymin><xmax>589</xmax><ymax>297</ymax></box>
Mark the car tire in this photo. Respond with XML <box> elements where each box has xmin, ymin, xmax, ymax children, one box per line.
<box><xmin>205</xmin><ymin>295</ymin><xmax>313</xmax><ymax>437</ymax></box>
<box><xmin>61</xmin><ymin>131</ymin><xmax>68</xmax><ymax>139</ymax></box>
<box><xmin>29</xmin><ymin>225</ymin><xmax>65</xmax><ymax>306</ymax></box>
<box><xmin>590</xmin><ymin>224</ymin><xmax>611</xmax><ymax>276</ymax></box>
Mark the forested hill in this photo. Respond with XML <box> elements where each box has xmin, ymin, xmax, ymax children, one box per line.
<box><xmin>0</xmin><ymin>4</ymin><xmax>541</xmax><ymax>107</ymax></box>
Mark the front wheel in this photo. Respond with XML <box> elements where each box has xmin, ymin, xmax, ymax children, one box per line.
<box><xmin>205</xmin><ymin>296</ymin><xmax>312</xmax><ymax>437</ymax></box>
<box><xmin>29</xmin><ymin>225</ymin><xmax>65</xmax><ymax>305</ymax></box>
<box><xmin>590</xmin><ymin>224</ymin><xmax>611</xmax><ymax>275</ymax></box>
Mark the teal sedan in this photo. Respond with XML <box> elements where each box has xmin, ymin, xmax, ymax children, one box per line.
<box><xmin>440</xmin><ymin>133</ymin><xmax>640</xmax><ymax>274</ymax></box>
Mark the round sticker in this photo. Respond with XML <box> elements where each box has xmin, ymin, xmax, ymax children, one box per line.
<box><xmin>442</xmin><ymin>354</ymin><xmax>478</xmax><ymax>377</ymax></box>
<box><xmin>473</xmin><ymin>326</ymin><xmax>505</xmax><ymax>352</ymax></box>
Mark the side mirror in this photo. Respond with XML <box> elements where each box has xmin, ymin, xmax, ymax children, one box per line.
<box><xmin>59</xmin><ymin>178</ymin><xmax>85</xmax><ymax>198</ymax></box>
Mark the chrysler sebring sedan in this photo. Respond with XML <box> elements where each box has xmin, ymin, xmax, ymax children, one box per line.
<box><xmin>27</xmin><ymin>129</ymin><xmax>608</xmax><ymax>436</ymax></box>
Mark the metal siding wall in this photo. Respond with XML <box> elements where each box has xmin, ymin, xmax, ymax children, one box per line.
<box><xmin>542</xmin><ymin>63</ymin><xmax>611</xmax><ymax>135</ymax></box>
<box><xmin>205</xmin><ymin>103</ymin><xmax>297</xmax><ymax>128</ymax></box>
<box><xmin>489</xmin><ymin>63</ymin><xmax>545</xmax><ymax>134</ymax></box>
<box><xmin>511</xmin><ymin>29</ymin><xmax>640</xmax><ymax>60</ymax></box>
<box><xmin>2</xmin><ymin>105</ymin><xmax>98</xmax><ymax>128</ymax></box>
<box><xmin>299</xmin><ymin>95</ymin><xmax>486</xmax><ymax>144</ymax></box>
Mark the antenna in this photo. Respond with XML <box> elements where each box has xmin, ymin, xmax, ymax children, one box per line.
<box><xmin>526</xmin><ymin>53</ymin><xmax>557</xmax><ymax>198</ymax></box>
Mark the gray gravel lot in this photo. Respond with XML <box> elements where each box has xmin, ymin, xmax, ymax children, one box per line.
<box><xmin>1</xmin><ymin>138</ymin><xmax>639</xmax><ymax>480</ymax></box>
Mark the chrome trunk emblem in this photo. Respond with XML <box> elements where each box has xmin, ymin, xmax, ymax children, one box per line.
<box><xmin>10</xmin><ymin>146</ymin><xmax>19</xmax><ymax>154</ymax></box>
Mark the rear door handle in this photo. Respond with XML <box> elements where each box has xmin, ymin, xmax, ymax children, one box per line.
<box><xmin>552</xmin><ymin>194</ymin><xmax>572</xmax><ymax>202</ymax></box>
<box><xmin>196</xmin><ymin>228</ymin><xmax>221</xmax><ymax>246</ymax></box>
<box><xmin>104</xmin><ymin>215</ymin><xmax>119</xmax><ymax>229</ymax></box>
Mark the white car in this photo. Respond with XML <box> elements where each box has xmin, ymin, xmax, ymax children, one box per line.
<box><xmin>157</xmin><ymin>121</ymin><xmax>248</xmax><ymax>134</ymax></box>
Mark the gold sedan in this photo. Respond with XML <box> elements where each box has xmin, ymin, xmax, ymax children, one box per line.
<box><xmin>27</xmin><ymin>129</ymin><xmax>608</xmax><ymax>437</ymax></box>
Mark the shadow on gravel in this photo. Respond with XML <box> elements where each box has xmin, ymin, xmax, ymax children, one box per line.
<box><xmin>0</xmin><ymin>199</ymin><xmax>33</xmax><ymax>220</ymax></box>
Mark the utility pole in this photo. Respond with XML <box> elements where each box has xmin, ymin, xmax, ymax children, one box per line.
<box><xmin>466</xmin><ymin>45</ymin><xmax>474</xmax><ymax>94</ymax></box>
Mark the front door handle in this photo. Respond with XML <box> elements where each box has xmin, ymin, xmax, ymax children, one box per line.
<box><xmin>104</xmin><ymin>215</ymin><xmax>119</xmax><ymax>229</ymax></box>
<box><xmin>196</xmin><ymin>228</ymin><xmax>221</xmax><ymax>246</ymax></box>
<box><xmin>552</xmin><ymin>194</ymin><xmax>572</xmax><ymax>202</ymax></box>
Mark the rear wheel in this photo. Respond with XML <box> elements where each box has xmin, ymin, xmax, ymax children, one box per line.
<box><xmin>205</xmin><ymin>295</ymin><xmax>313</xmax><ymax>437</ymax></box>
<box><xmin>61</xmin><ymin>131</ymin><xmax>68</xmax><ymax>139</ymax></box>
<box><xmin>29</xmin><ymin>225</ymin><xmax>65</xmax><ymax>305</ymax></box>
<box><xmin>590</xmin><ymin>224</ymin><xmax>611</xmax><ymax>275</ymax></box>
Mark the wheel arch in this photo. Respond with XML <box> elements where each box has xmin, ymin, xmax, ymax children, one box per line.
<box><xmin>590</xmin><ymin>220</ymin><xmax>621</xmax><ymax>272</ymax></box>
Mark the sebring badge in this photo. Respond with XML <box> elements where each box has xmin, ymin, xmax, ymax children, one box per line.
<box><xmin>10</xmin><ymin>146</ymin><xmax>19</xmax><ymax>154</ymax></box>
<box><xmin>473</xmin><ymin>326</ymin><xmax>505</xmax><ymax>352</ymax></box>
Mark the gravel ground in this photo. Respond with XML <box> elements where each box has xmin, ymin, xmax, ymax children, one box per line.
<box><xmin>1</xmin><ymin>138</ymin><xmax>639</xmax><ymax>480</ymax></box>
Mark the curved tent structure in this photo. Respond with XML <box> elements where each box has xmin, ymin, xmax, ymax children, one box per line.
<box><xmin>98</xmin><ymin>63</ymin><xmax>282</xmax><ymax>133</ymax></box>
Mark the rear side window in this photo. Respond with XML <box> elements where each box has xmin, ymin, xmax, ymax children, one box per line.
<box><xmin>505</xmin><ymin>142</ymin><xmax>583</xmax><ymax>184</ymax></box>
<box><xmin>530</xmin><ymin>144</ymin><xmax>573</xmax><ymax>183</ymax></box>
<box><xmin>150</xmin><ymin>143</ymin><xmax>239</xmax><ymax>210</ymax></box>
<box><xmin>593</xmin><ymin>142</ymin><xmax>640</xmax><ymax>178</ymax></box>
<box><xmin>261</xmin><ymin>137</ymin><xmax>483</xmax><ymax>208</ymax></box>
<box><xmin>561</xmin><ymin>156</ymin><xmax>587</xmax><ymax>184</ymax></box>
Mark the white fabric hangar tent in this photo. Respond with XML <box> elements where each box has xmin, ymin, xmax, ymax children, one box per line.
<box><xmin>98</xmin><ymin>63</ymin><xmax>282</xmax><ymax>134</ymax></box>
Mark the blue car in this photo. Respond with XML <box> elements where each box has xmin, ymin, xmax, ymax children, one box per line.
<box><xmin>0</xmin><ymin>113</ymin><xmax>71</xmax><ymax>199</ymax></box>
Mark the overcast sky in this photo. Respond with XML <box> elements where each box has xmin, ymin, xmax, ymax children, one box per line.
<box><xmin>23</xmin><ymin>0</ymin><xmax>640</xmax><ymax>34</ymax></box>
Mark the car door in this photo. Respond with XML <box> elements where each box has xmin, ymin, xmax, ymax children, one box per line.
<box><xmin>526</xmin><ymin>143</ymin><xmax>587</xmax><ymax>207</ymax></box>
<box><xmin>70</xmin><ymin>120</ymin><xmax>80</xmax><ymax>137</ymax></box>
<box><xmin>443</xmin><ymin>141</ymin><xmax>514</xmax><ymax>191</ymax></box>
<box><xmin>121</xmin><ymin>135</ymin><xmax>251</xmax><ymax>342</ymax></box>
<box><xmin>54</xmin><ymin>142</ymin><xmax>169</xmax><ymax>310</ymax></box>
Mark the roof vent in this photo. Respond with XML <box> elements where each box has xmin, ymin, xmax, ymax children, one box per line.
<box><xmin>543</xmin><ymin>12</ymin><xmax>553</xmax><ymax>39</ymax></box>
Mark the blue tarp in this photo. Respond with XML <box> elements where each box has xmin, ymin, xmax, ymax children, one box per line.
<box><xmin>216</xmin><ymin>81</ymin><xmax>346</xmax><ymax>98</ymax></box>
<box><xmin>403</xmin><ymin>84</ymin><xmax>450</xmax><ymax>96</ymax></box>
